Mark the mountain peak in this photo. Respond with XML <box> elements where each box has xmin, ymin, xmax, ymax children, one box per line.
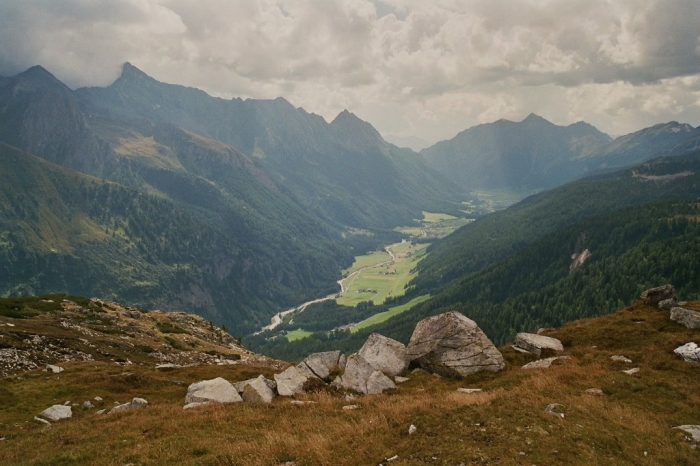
<box><xmin>522</xmin><ymin>113</ymin><xmax>551</xmax><ymax>125</ymax></box>
<box><xmin>330</xmin><ymin>110</ymin><xmax>383</xmax><ymax>142</ymax></box>
<box><xmin>117</xmin><ymin>62</ymin><xmax>154</xmax><ymax>84</ymax></box>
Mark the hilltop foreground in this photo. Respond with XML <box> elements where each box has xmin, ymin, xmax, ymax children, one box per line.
<box><xmin>1</xmin><ymin>296</ymin><xmax>699</xmax><ymax>465</ymax></box>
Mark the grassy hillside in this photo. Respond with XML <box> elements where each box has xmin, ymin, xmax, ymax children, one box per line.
<box><xmin>1</xmin><ymin>298</ymin><xmax>699</xmax><ymax>465</ymax></box>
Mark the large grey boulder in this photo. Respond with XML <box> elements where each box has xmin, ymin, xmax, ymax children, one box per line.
<box><xmin>674</xmin><ymin>342</ymin><xmax>700</xmax><ymax>362</ymax></box>
<box><xmin>333</xmin><ymin>354</ymin><xmax>395</xmax><ymax>394</ymax></box>
<box><xmin>299</xmin><ymin>351</ymin><xmax>341</xmax><ymax>380</ymax></box>
<box><xmin>39</xmin><ymin>405</ymin><xmax>72</xmax><ymax>422</ymax></box>
<box><xmin>513</xmin><ymin>333</ymin><xmax>563</xmax><ymax>356</ymax></box>
<box><xmin>358</xmin><ymin>333</ymin><xmax>408</xmax><ymax>377</ymax></box>
<box><xmin>185</xmin><ymin>377</ymin><xmax>242</xmax><ymax>405</ymax></box>
<box><xmin>670</xmin><ymin>307</ymin><xmax>700</xmax><ymax>329</ymax></box>
<box><xmin>274</xmin><ymin>366</ymin><xmax>310</xmax><ymax>396</ymax></box>
<box><xmin>406</xmin><ymin>311</ymin><xmax>505</xmax><ymax>378</ymax></box>
<box><xmin>241</xmin><ymin>375</ymin><xmax>275</xmax><ymax>403</ymax></box>
<box><xmin>640</xmin><ymin>285</ymin><xmax>676</xmax><ymax>305</ymax></box>
<box><xmin>234</xmin><ymin>376</ymin><xmax>276</xmax><ymax>394</ymax></box>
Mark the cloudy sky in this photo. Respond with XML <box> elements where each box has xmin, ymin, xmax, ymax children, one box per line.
<box><xmin>1</xmin><ymin>0</ymin><xmax>699</xmax><ymax>149</ymax></box>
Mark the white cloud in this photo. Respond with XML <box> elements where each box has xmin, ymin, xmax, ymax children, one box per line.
<box><xmin>0</xmin><ymin>0</ymin><xmax>699</xmax><ymax>145</ymax></box>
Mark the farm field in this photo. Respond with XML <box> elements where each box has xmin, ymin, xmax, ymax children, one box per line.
<box><xmin>351</xmin><ymin>294</ymin><xmax>431</xmax><ymax>333</ymax></box>
<box><xmin>395</xmin><ymin>211</ymin><xmax>472</xmax><ymax>238</ymax></box>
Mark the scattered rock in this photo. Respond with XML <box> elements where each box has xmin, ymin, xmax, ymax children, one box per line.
<box><xmin>658</xmin><ymin>298</ymin><xmax>676</xmax><ymax>310</ymax></box>
<box><xmin>342</xmin><ymin>404</ymin><xmax>360</xmax><ymax>410</ymax></box>
<box><xmin>408</xmin><ymin>424</ymin><xmax>417</xmax><ymax>435</ymax></box>
<box><xmin>63</xmin><ymin>401</ymin><xmax>71</xmax><ymax>406</ymax></box>
<box><xmin>34</xmin><ymin>416</ymin><xmax>51</xmax><ymax>426</ymax></box>
<box><xmin>610</xmin><ymin>355</ymin><xmax>632</xmax><ymax>363</ymax></box>
<box><xmin>156</xmin><ymin>363</ymin><xmax>180</xmax><ymax>369</ymax></box>
<box><xmin>299</xmin><ymin>350</ymin><xmax>341</xmax><ymax>381</ymax></box>
<box><xmin>185</xmin><ymin>377</ymin><xmax>242</xmax><ymax>404</ymax></box>
<box><xmin>640</xmin><ymin>284</ymin><xmax>676</xmax><ymax>305</ymax></box>
<box><xmin>457</xmin><ymin>388</ymin><xmax>482</xmax><ymax>394</ymax></box>
<box><xmin>406</xmin><ymin>311</ymin><xmax>505</xmax><ymax>378</ymax></box>
<box><xmin>357</xmin><ymin>333</ymin><xmax>408</xmax><ymax>376</ymax></box>
<box><xmin>521</xmin><ymin>356</ymin><xmax>571</xmax><ymax>370</ymax></box>
<box><xmin>544</xmin><ymin>403</ymin><xmax>565</xmax><ymax>419</ymax></box>
<box><xmin>45</xmin><ymin>364</ymin><xmax>64</xmax><ymax>374</ymax></box>
<box><xmin>622</xmin><ymin>368</ymin><xmax>640</xmax><ymax>375</ymax></box>
<box><xmin>275</xmin><ymin>366</ymin><xmax>311</xmax><ymax>397</ymax></box>
<box><xmin>394</xmin><ymin>376</ymin><xmax>409</xmax><ymax>383</ymax></box>
<box><xmin>109</xmin><ymin>397</ymin><xmax>148</xmax><ymax>413</ymax></box>
<box><xmin>183</xmin><ymin>402</ymin><xmax>210</xmax><ymax>410</ymax></box>
<box><xmin>39</xmin><ymin>405</ymin><xmax>72</xmax><ymax>422</ymax></box>
<box><xmin>82</xmin><ymin>401</ymin><xmax>94</xmax><ymax>409</ymax></box>
<box><xmin>585</xmin><ymin>388</ymin><xmax>605</xmax><ymax>396</ymax></box>
<box><xmin>290</xmin><ymin>400</ymin><xmax>316</xmax><ymax>405</ymax></box>
<box><xmin>513</xmin><ymin>333</ymin><xmax>564</xmax><ymax>356</ymax></box>
<box><xmin>670</xmin><ymin>307</ymin><xmax>700</xmax><ymax>329</ymax></box>
<box><xmin>673</xmin><ymin>425</ymin><xmax>700</xmax><ymax>445</ymax></box>
<box><xmin>674</xmin><ymin>342</ymin><xmax>700</xmax><ymax>362</ymax></box>
<box><xmin>94</xmin><ymin>396</ymin><xmax>103</xmax><ymax>402</ymax></box>
<box><xmin>96</xmin><ymin>409</ymin><xmax>106</xmax><ymax>415</ymax></box>
<box><xmin>241</xmin><ymin>375</ymin><xmax>275</xmax><ymax>403</ymax></box>
<box><xmin>511</xmin><ymin>345</ymin><xmax>531</xmax><ymax>354</ymax></box>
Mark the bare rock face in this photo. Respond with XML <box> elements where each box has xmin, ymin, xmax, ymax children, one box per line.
<box><xmin>241</xmin><ymin>375</ymin><xmax>275</xmax><ymax>403</ymax></box>
<box><xmin>274</xmin><ymin>366</ymin><xmax>310</xmax><ymax>396</ymax></box>
<box><xmin>39</xmin><ymin>405</ymin><xmax>72</xmax><ymax>421</ymax></box>
<box><xmin>299</xmin><ymin>351</ymin><xmax>341</xmax><ymax>381</ymax></box>
<box><xmin>670</xmin><ymin>307</ymin><xmax>700</xmax><ymax>329</ymax></box>
<box><xmin>640</xmin><ymin>284</ymin><xmax>676</xmax><ymax>305</ymax></box>
<box><xmin>406</xmin><ymin>311</ymin><xmax>505</xmax><ymax>378</ymax></box>
<box><xmin>358</xmin><ymin>333</ymin><xmax>408</xmax><ymax>377</ymax></box>
<box><xmin>513</xmin><ymin>333</ymin><xmax>564</xmax><ymax>356</ymax></box>
<box><xmin>185</xmin><ymin>377</ymin><xmax>242</xmax><ymax>405</ymax></box>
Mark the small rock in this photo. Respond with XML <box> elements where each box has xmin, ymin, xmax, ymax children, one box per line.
<box><xmin>45</xmin><ymin>364</ymin><xmax>64</xmax><ymax>374</ymax></box>
<box><xmin>290</xmin><ymin>400</ymin><xmax>316</xmax><ymax>405</ymax></box>
<box><xmin>342</xmin><ymin>404</ymin><xmax>360</xmax><ymax>410</ymax></box>
<box><xmin>94</xmin><ymin>396</ymin><xmax>103</xmax><ymax>402</ymax></box>
<box><xmin>386</xmin><ymin>454</ymin><xmax>399</xmax><ymax>462</ymax></box>
<box><xmin>610</xmin><ymin>355</ymin><xmax>632</xmax><ymax>363</ymax></box>
<box><xmin>670</xmin><ymin>307</ymin><xmax>700</xmax><ymax>329</ymax></box>
<box><xmin>131</xmin><ymin>398</ymin><xmax>148</xmax><ymax>409</ymax></box>
<box><xmin>366</xmin><ymin>370</ymin><xmax>396</xmax><ymax>395</ymax></box>
<box><xmin>674</xmin><ymin>342</ymin><xmax>700</xmax><ymax>362</ymax></box>
<box><xmin>457</xmin><ymin>388</ymin><xmax>483</xmax><ymax>394</ymax></box>
<box><xmin>408</xmin><ymin>424</ymin><xmax>417</xmax><ymax>435</ymax></box>
<box><xmin>156</xmin><ymin>363</ymin><xmax>180</xmax><ymax>369</ymax></box>
<box><xmin>34</xmin><ymin>416</ymin><xmax>51</xmax><ymax>426</ymax></box>
<box><xmin>96</xmin><ymin>409</ymin><xmax>106</xmax><ymax>415</ymax></box>
<box><xmin>183</xmin><ymin>402</ymin><xmax>210</xmax><ymax>410</ymax></box>
<box><xmin>39</xmin><ymin>405</ymin><xmax>72</xmax><ymax>421</ymax></box>
<box><xmin>82</xmin><ymin>401</ymin><xmax>94</xmax><ymax>409</ymax></box>
<box><xmin>521</xmin><ymin>356</ymin><xmax>571</xmax><ymax>370</ymax></box>
<box><xmin>513</xmin><ymin>333</ymin><xmax>564</xmax><ymax>356</ymax></box>
<box><xmin>544</xmin><ymin>403</ymin><xmax>565</xmax><ymax>419</ymax></box>
<box><xmin>585</xmin><ymin>388</ymin><xmax>605</xmax><ymax>396</ymax></box>
<box><xmin>394</xmin><ymin>376</ymin><xmax>410</xmax><ymax>383</ymax></box>
<box><xmin>622</xmin><ymin>368</ymin><xmax>640</xmax><ymax>375</ymax></box>
<box><xmin>63</xmin><ymin>401</ymin><xmax>71</xmax><ymax>406</ymax></box>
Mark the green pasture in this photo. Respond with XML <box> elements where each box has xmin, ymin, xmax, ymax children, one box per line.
<box><xmin>285</xmin><ymin>328</ymin><xmax>313</xmax><ymax>342</ymax></box>
<box><xmin>351</xmin><ymin>294</ymin><xmax>431</xmax><ymax>333</ymax></box>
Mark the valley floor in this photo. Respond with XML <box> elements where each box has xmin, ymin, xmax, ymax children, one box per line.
<box><xmin>1</xmin><ymin>301</ymin><xmax>699</xmax><ymax>465</ymax></box>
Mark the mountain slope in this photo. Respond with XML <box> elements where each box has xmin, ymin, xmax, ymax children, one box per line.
<box><xmin>77</xmin><ymin>63</ymin><xmax>467</xmax><ymax>229</ymax></box>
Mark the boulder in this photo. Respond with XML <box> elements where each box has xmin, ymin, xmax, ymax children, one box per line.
<box><xmin>358</xmin><ymin>333</ymin><xmax>408</xmax><ymax>377</ymax></box>
<box><xmin>674</xmin><ymin>342</ymin><xmax>700</xmax><ymax>362</ymax></box>
<box><xmin>640</xmin><ymin>285</ymin><xmax>676</xmax><ymax>305</ymax></box>
<box><xmin>670</xmin><ymin>307</ymin><xmax>700</xmax><ymax>329</ymax></box>
<box><xmin>366</xmin><ymin>370</ymin><xmax>396</xmax><ymax>395</ymax></box>
<box><xmin>673</xmin><ymin>425</ymin><xmax>700</xmax><ymax>445</ymax></box>
<box><xmin>234</xmin><ymin>376</ymin><xmax>276</xmax><ymax>394</ymax></box>
<box><xmin>185</xmin><ymin>377</ymin><xmax>242</xmax><ymax>405</ymax></box>
<box><xmin>241</xmin><ymin>375</ymin><xmax>275</xmax><ymax>403</ymax></box>
<box><xmin>274</xmin><ymin>366</ymin><xmax>309</xmax><ymax>397</ymax></box>
<box><xmin>513</xmin><ymin>333</ymin><xmax>563</xmax><ymax>356</ymax></box>
<box><xmin>39</xmin><ymin>405</ymin><xmax>72</xmax><ymax>422</ymax></box>
<box><xmin>333</xmin><ymin>353</ymin><xmax>375</xmax><ymax>394</ymax></box>
<box><xmin>406</xmin><ymin>311</ymin><xmax>505</xmax><ymax>378</ymax></box>
<box><xmin>658</xmin><ymin>298</ymin><xmax>676</xmax><ymax>310</ymax></box>
<box><xmin>300</xmin><ymin>351</ymin><xmax>341</xmax><ymax>380</ymax></box>
<box><xmin>521</xmin><ymin>356</ymin><xmax>570</xmax><ymax>370</ymax></box>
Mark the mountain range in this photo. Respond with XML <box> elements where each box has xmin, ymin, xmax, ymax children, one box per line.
<box><xmin>2</xmin><ymin>62</ymin><xmax>700</xmax><ymax>341</ymax></box>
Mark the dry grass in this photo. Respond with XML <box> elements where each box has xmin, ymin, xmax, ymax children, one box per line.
<box><xmin>2</xmin><ymin>301</ymin><xmax>700</xmax><ymax>465</ymax></box>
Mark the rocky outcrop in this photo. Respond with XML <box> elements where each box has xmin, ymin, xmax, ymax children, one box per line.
<box><xmin>39</xmin><ymin>405</ymin><xmax>72</xmax><ymax>422</ymax></box>
<box><xmin>357</xmin><ymin>333</ymin><xmax>407</xmax><ymax>377</ymax></box>
<box><xmin>640</xmin><ymin>285</ymin><xmax>676</xmax><ymax>305</ymax></box>
<box><xmin>406</xmin><ymin>311</ymin><xmax>504</xmax><ymax>378</ymax></box>
<box><xmin>670</xmin><ymin>307</ymin><xmax>700</xmax><ymax>329</ymax></box>
<box><xmin>241</xmin><ymin>375</ymin><xmax>275</xmax><ymax>403</ymax></box>
<box><xmin>513</xmin><ymin>333</ymin><xmax>564</xmax><ymax>356</ymax></box>
<box><xmin>185</xmin><ymin>377</ymin><xmax>242</xmax><ymax>406</ymax></box>
<box><xmin>674</xmin><ymin>342</ymin><xmax>700</xmax><ymax>362</ymax></box>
